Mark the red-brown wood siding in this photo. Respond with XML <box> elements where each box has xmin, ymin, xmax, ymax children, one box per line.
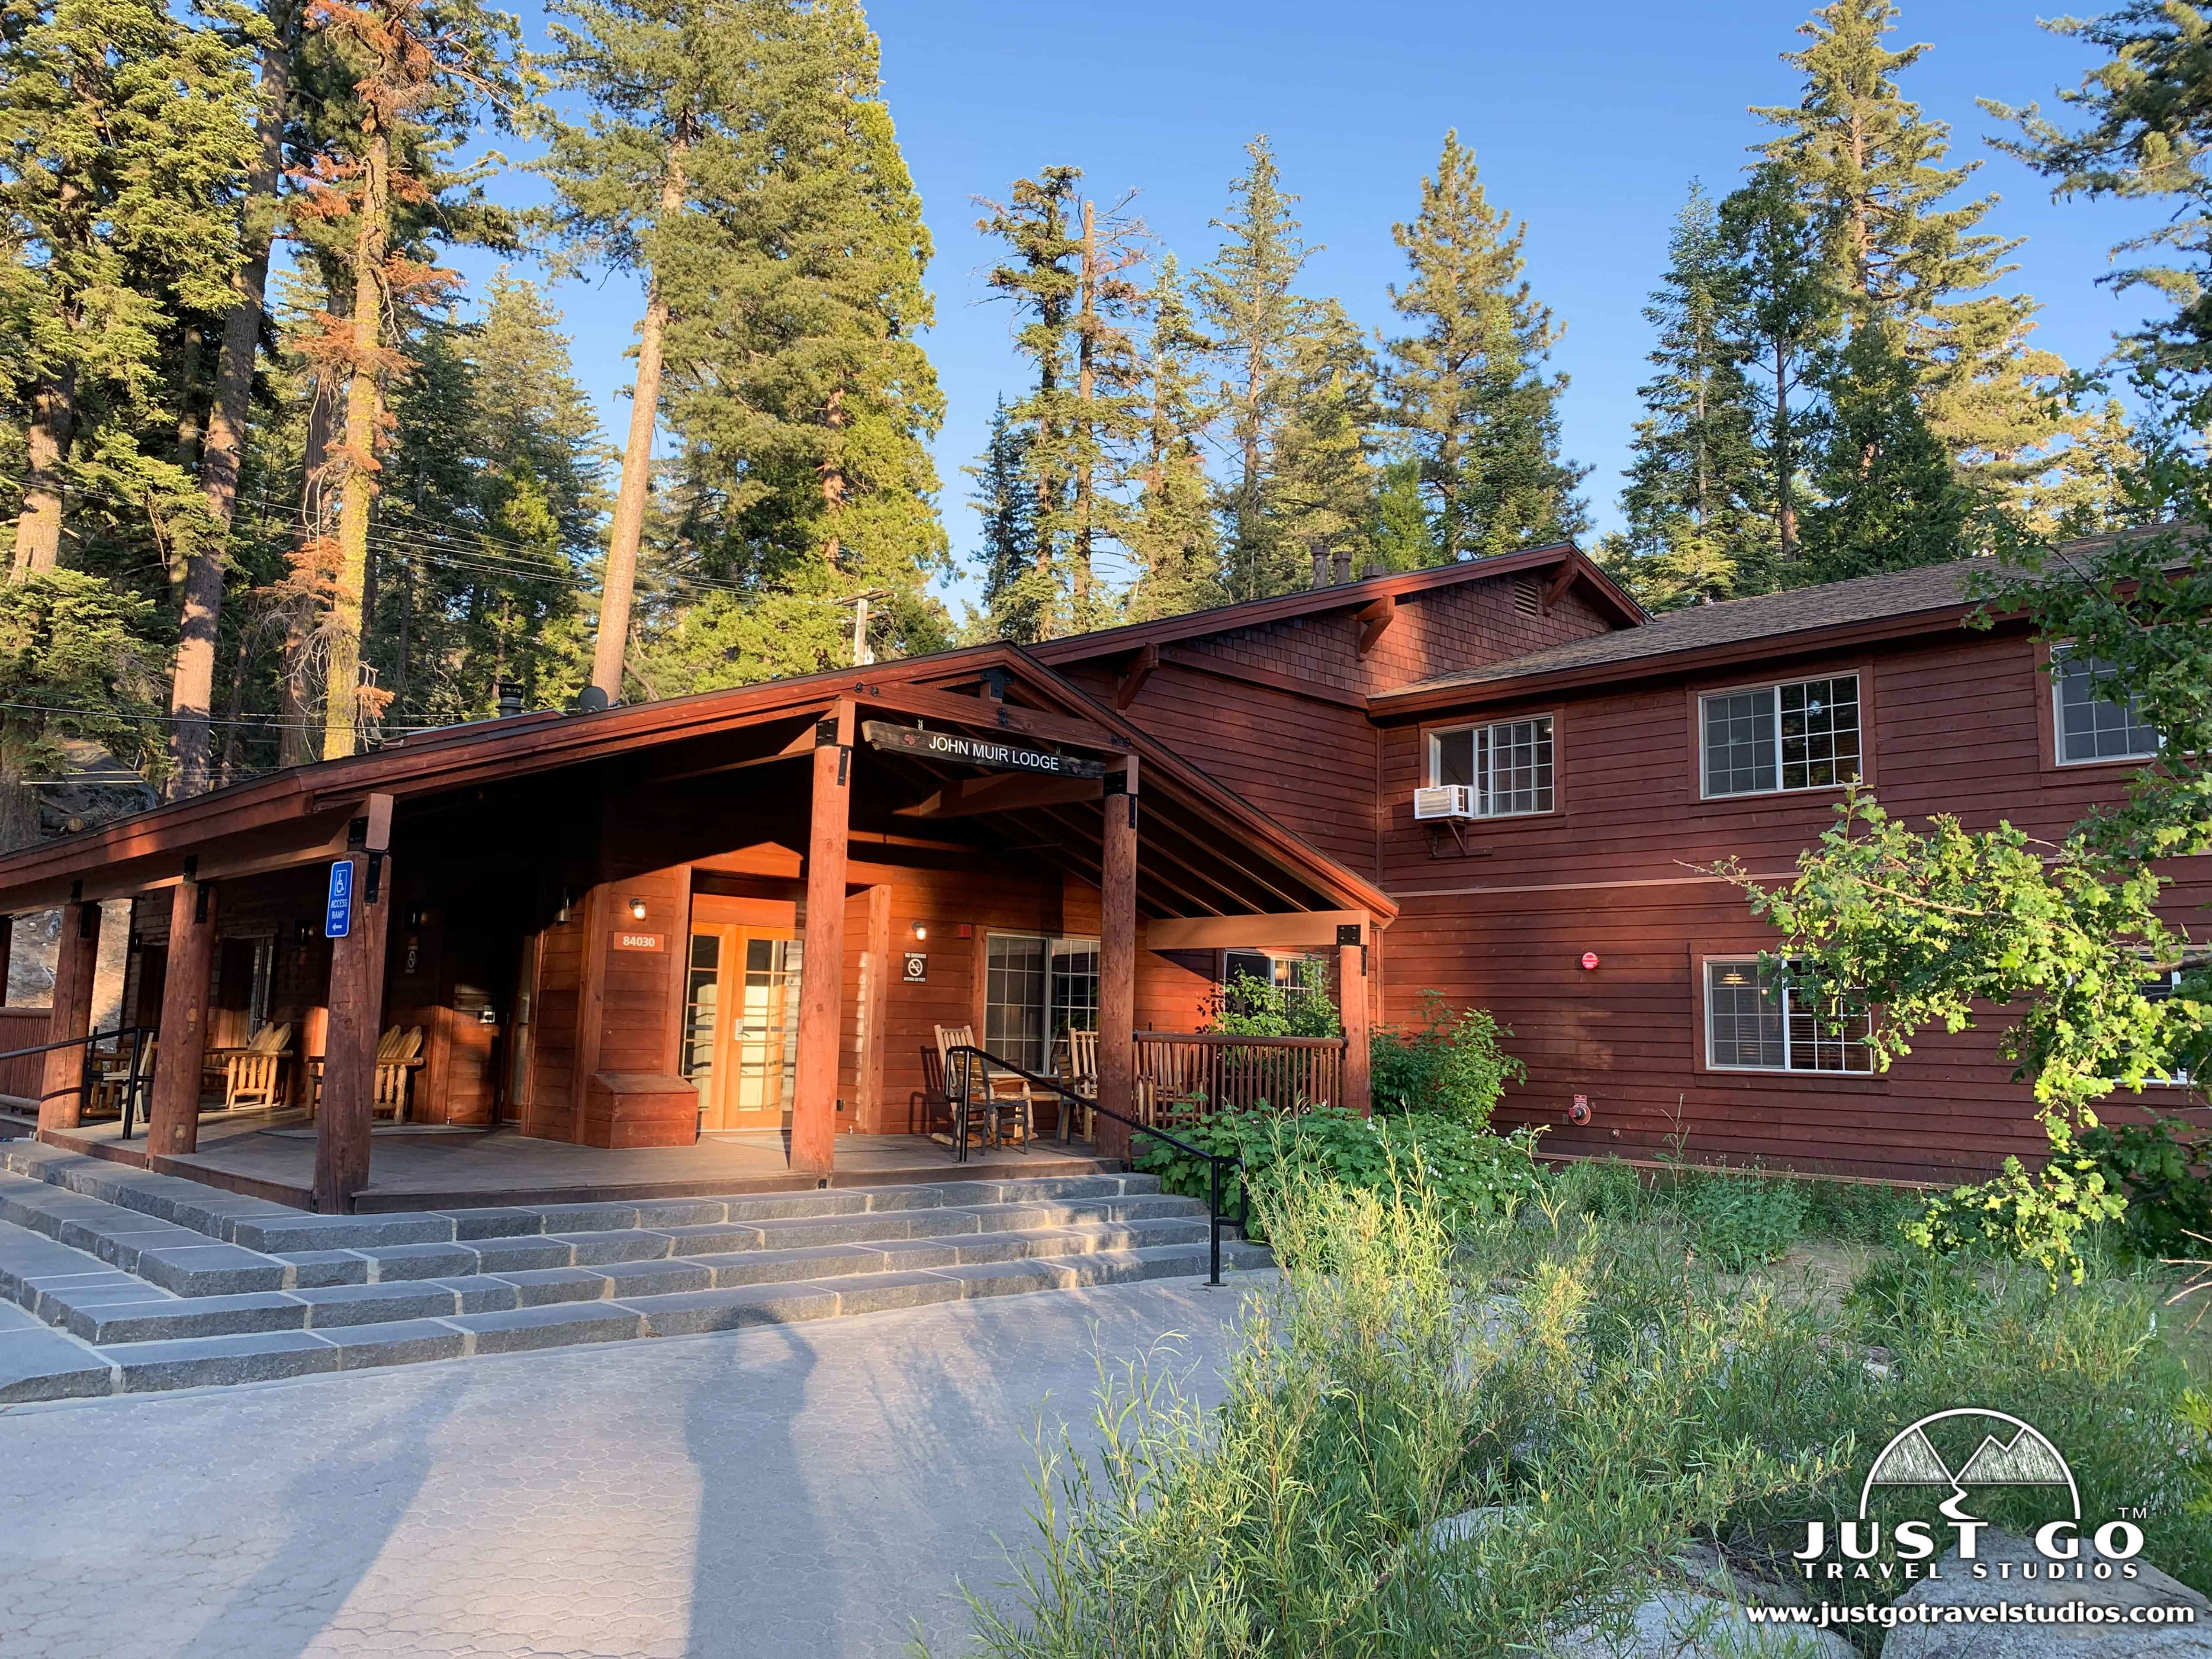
<box><xmin>1374</xmin><ymin>625</ymin><xmax>2212</xmax><ymax>1180</ymax></box>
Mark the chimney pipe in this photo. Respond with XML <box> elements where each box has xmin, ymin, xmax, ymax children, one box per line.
<box><xmin>1310</xmin><ymin>547</ymin><xmax>1330</xmax><ymax>588</ymax></box>
<box><xmin>1331</xmin><ymin>548</ymin><xmax>1352</xmax><ymax>585</ymax></box>
<box><xmin>496</xmin><ymin>682</ymin><xmax>523</xmax><ymax>719</ymax></box>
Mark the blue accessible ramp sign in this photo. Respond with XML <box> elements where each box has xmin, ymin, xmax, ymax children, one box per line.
<box><xmin>325</xmin><ymin>859</ymin><xmax>354</xmax><ymax>939</ymax></box>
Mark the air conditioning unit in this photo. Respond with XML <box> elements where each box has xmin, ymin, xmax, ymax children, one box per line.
<box><xmin>1413</xmin><ymin>784</ymin><xmax>1474</xmax><ymax>821</ymax></box>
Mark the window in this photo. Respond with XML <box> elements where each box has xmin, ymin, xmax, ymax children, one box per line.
<box><xmin>1222</xmin><ymin>950</ymin><xmax>1331</xmax><ymax>1017</ymax></box>
<box><xmin>1701</xmin><ymin>675</ymin><xmax>1860</xmax><ymax>798</ymax></box>
<box><xmin>985</xmin><ymin>934</ymin><xmax>1099</xmax><ymax>1073</ymax></box>
<box><xmin>2128</xmin><ymin>968</ymin><xmax>2199</xmax><ymax>1088</ymax></box>
<box><xmin>2053</xmin><ymin>646</ymin><xmax>2159</xmax><ymax>765</ymax></box>
<box><xmin>1705</xmin><ymin>958</ymin><xmax>1873</xmax><ymax>1074</ymax></box>
<box><xmin>1429</xmin><ymin>715</ymin><xmax>1555</xmax><ymax>817</ymax></box>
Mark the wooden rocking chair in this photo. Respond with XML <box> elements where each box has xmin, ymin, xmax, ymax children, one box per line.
<box><xmin>222</xmin><ymin>1022</ymin><xmax>293</xmax><ymax>1109</ymax></box>
<box><xmin>933</xmin><ymin>1024</ymin><xmax>1035</xmax><ymax>1150</ymax></box>
<box><xmin>1058</xmin><ymin>1028</ymin><xmax>1098</xmax><ymax>1145</ymax></box>
<box><xmin>373</xmin><ymin>1025</ymin><xmax>425</xmax><ymax>1122</ymax></box>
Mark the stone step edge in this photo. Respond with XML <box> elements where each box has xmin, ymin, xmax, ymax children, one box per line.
<box><xmin>23</xmin><ymin>1242</ymin><xmax>1274</xmax><ymax>1401</ymax></box>
<box><xmin>0</xmin><ymin>1143</ymin><xmax>1168</xmax><ymax>1249</ymax></box>
<box><xmin>38</xmin><ymin>1217</ymin><xmax>1232</xmax><ymax>1344</ymax></box>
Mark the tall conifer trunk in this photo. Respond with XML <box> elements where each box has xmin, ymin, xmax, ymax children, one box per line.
<box><xmin>322</xmin><ymin>126</ymin><xmax>393</xmax><ymax>761</ymax></box>
<box><xmin>12</xmin><ymin>373</ymin><xmax>76</xmax><ymax>576</ymax></box>
<box><xmin>170</xmin><ymin>2</ymin><xmax>295</xmax><ymax>796</ymax></box>
<box><xmin>592</xmin><ymin>136</ymin><xmax>687</xmax><ymax>702</ymax></box>
<box><xmin>1072</xmin><ymin>198</ymin><xmax>1097</xmax><ymax>611</ymax></box>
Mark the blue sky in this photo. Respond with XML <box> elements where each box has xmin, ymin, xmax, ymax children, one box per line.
<box><xmin>464</xmin><ymin>0</ymin><xmax>2176</xmax><ymax>610</ymax></box>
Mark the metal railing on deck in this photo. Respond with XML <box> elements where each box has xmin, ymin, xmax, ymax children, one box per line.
<box><xmin>942</xmin><ymin>1043</ymin><xmax>1245</xmax><ymax>1287</ymax></box>
<box><xmin>0</xmin><ymin>1026</ymin><xmax>157</xmax><ymax>1139</ymax></box>
<box><xmin>1135</xmin><ymin>1030</ymin><xmax>1347</xmax><ymax>1121</ymax></box>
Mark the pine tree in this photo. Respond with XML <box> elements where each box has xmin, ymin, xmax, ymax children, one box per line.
<box><xmin>0</xmin><ymin>0</ymin><xmax>256</xmax><ymax>577</ymax></box>
<box><xmin>650</xmin><ymin>0</ymin><xmax>947</xmax><ymax>681</ymax></box>
<box><xmin>1989</xmin><ymin>1</ymin><xmax>2212</xmax><ymax>379</ymax></box>
<box><xmin>1797</xmin><ymin>322</ymin><xmax>1979</xmax><ymax>582</ymax></box>
<box><xmin>1122</xmin><ymin>256</ymin><xmax>1219</xmax><ymax>621</ymax></box>
<box><xmin>1754</xmin><ymin>0</ymin><xmax>2079</xmax><ymax>492</ymax></box>
<box><xmin>967</xmin><ymin>397</ymin><xmax>1045</xmax><ymax>641</ymax></box>
<box><xmin>295</xmin><ymin>0</ymin><xmax>521</xmax><ymax>757</ymax></box>
<box><xmin>1609</xmin><ymin>183</ymin><xmax>1763</xmax><ymax>608</ymax></box>
<box><xmin>2037</xmin><ymin>399</ymin><xmax>2145</xmax><ymax>538</ymax></box>
<box><xmin>1384</xmin><ymin>131</ymin><xmax>1586</xmax><ymax>563</ymax></box>
<box><xmin>976</xmin><ymin>166</ymin><xmax>1083</xmax><ymax>638</ymax></box>
<box><xmin>1194</xmin><ymin>137</ymin><xmax>1314</xmax><ymax>598</ymax></box>
<box><xmin>1717</xmin><ymin>166</ymin><xmax>1835</xmax><ymax>578</ymax></box>
<box><xmin>1270</xmin><ymin>297</ymin><xmax>1382</xmax><ymax>582</ymax></box>
<box><xmin>168</xmin><ymin>0</ymin><xmax>302</xmax><ymax>798</ymax></box>
<box><xmin>1370</xmin><ymin>453</ymin><xmax>1434</xmax><ymax>569</ymax></box>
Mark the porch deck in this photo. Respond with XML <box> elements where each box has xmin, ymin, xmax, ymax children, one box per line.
<box><xmin>11</xmin><ymin>1107</ymin><xmax>1121</xmax><ymax>1214</ymax></box>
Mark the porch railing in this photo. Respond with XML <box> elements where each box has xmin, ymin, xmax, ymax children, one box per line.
<box><xmin>0</xmin><ymin>1026</ymin><xmax>158</xmax><ymax>1138</ymax></box>
<box><xmin>1135</xmin><ymin>1031</ymin><xmax>1347</xmax><ymax>1123</ymax></box>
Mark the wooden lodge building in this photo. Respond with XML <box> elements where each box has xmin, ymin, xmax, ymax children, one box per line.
<box><xmin>0</xmin><ymin>537</ymin><xmax>2201</xmax><ymax>1211</ymax></box>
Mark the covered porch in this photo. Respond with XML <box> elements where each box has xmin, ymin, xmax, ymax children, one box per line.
<box><xmin>0</xmin><ymin>647</ymin><xmax>1395</xmax><ymax>1211</ymax></box>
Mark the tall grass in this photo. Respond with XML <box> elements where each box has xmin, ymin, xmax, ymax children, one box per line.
<box><xmin>946</xmin><ymin>1168</ymin><xmax>2212</xmax><ymax>1658</ymax></box>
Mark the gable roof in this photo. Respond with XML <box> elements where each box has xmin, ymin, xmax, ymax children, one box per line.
<box><xmin>0</xmin><ymin>643</ymin><xmax>1398</xmax><ymax>925</ymax></box>
<box><xmin>1376</xmin><ymin>557</ymin><xmax>1990</xmax><ymax>709</ymax></box>
<box><xmin>1030</xmin><ymin>541</ymin><xmax>1645</xmax><ymax>668</ymax></box>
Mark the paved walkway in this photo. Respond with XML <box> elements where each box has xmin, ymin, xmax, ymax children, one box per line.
<box><xmin>0</xmin><ymin>1276</ymin><xmax>1256</xmax><ymax>1659</ymax></box>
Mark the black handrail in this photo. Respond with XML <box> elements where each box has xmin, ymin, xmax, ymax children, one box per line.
<box><xmin>942</xmin><ymin>1044</ymin><xmax>1245</xmax><ymax>1288</ymax></box>
<box><xmin>0</xmin><ymin>1026</ymin><xmax>158</xmax><ymax>1140</ymax></box>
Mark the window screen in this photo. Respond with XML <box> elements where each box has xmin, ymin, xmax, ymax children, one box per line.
<box><xmin>2053</xmin><ymin>648</ymin><xmax>2159</xmax><ymax>764</ymax></box>
<box><xmin>1702</xmin><ymin>677</ymin><xmax>1859</xmax><ymax>797</ymax></box>
<box><xmin>987</xmin><ymin>934</ymin><xmax>1100</xmax><ymax>1074</ymax></box>
<box><xmin>1429</xmin><ymin>716</ymin><xmax>1554</xmax><ymax>816</ymax></box>
<box><xmin>1705</xmin><ymin>958</ymin><xmax>1872</xmax><ymax>1074</ymax></box>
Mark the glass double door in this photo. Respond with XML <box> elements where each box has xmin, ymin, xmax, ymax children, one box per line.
<box><xmin>683</xmin><ymin>897</ymin><xmax>803</xmax><ymax>1131</ymax></box>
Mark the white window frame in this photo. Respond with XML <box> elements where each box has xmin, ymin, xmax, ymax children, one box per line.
<box><xmin>1425</xmin><ymin>714</ymin><xmax>1556</xmax><ymax>818</ymax></box>
<box><xmin>1703</xmin><ymin>956</ymin><xmax>1874</xmax><ymax>1076</ymax></box>
<box><xmin>2051</xmin><ymin>645</ymin><xmax>2161</xmax><ymax>767</ymax></box>
<box><xmin>2125</xmin><ymin>967</ymin><xmax>2198</xmax><ymax>1088</ymax></box>
<box><xmin>984</xmin><ymin>932</ymin><xmax>1099</xmax><ymax>1074</ymax></box>
<box><xmin>1699</xmin><ymin>674</ymin><xmax>1862</xmax><ymax>801</ymax></box>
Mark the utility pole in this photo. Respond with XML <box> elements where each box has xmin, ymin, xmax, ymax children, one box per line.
<box><xmin>840</xmin><ymin>588</ymin><xmax>888</xmax><ymax>667</ymax></box>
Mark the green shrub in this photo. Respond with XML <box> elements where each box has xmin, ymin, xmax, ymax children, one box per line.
<box><xmin>1369</xmin><ymin>989</ymin><xmax>1525</xmax><ymax>1125</ymax></box>
<box><xmin>1547</xmin><ymin>1154</ymin><xmax>1646</xmax><ymax>1221</ymax></box>
<box><xmin>949</xmin><ymin>1176</ymin><xmax>2212</xmax><ymax>1658</ymax></box>
<box><xmin>2079</xmin><ymin>1116</ymin><xmax>2212</xmax><ymax>1260</ymax></box>
<box><xmin>1798</xmin><ymin>1176</ymin><xmax>1919</xmax><ymax>1245</ymax></box>
<box><xmin>1130</xmin><ymin>1106</ymin><xmax>1545</xmax><ymax>1243</ymax></box>
<box><xmin>1674</xmin><ymin>1170</ymin><xmax>1810</xmax><ymax>1269</ymax></box>
<box><xmin>1201</xmin><ymin>960</ymin><xmax>1341</xmax><ymax>1038</ymax></box>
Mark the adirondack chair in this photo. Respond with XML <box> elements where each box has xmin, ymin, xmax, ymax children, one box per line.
<box><xmin>86</xmin><ymin>1038</ymin><xmax>155</xmax><ymax>1122</ymax></box>
<box><xmin>933</xmin><ymin>1024</ymin><xmax>1034</xmax><ymax>1149</ymax></box>
<box><xmin>1058</xmin><ymin>1028</ymin><xmax>1098</xmax><ymax>1145</ymax></box>
<box><xmin>222</xmin><ymin>1022</ymin><xmax>293</xmax><ymax>1109</ymax></box>
<box><xmin>373</xmin><ymin>1025</ymin><xmax>425</xmax><ymax>1122</ymax></box>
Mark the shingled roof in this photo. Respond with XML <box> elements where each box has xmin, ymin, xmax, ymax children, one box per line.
<box><xmin>1378</xmin><ymin>557</ymin><xmax>1996</xmax><ymax>700</ymax></box>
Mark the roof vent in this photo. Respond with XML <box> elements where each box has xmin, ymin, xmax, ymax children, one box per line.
<box><xmin>1514</xmin><ymin>576</ymin><xmax>1541</xmax><ymax>617</ymax></box>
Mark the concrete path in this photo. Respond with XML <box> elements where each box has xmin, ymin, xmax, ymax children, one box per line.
<box><xmin>0</xmin><ymin>1276</ymin><xmax>1257</xmax><ymax>1659</ymax></box>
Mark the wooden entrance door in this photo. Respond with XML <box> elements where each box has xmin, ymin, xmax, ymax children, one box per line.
<box><xmin>684</xmin><ymin>896</ymin><xmax>802</xmax><ymax>1131</ymax></box>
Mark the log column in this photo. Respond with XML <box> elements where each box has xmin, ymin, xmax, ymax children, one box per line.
<box><xmin>791</xmin><ymin>700</ymin><xmax>854</xmax><ymax>1179</ymax></box>
<box><xmin>148</xmin><ymin>877</ymin><xmax>219</xmax><ymax>1153</ymax></box>
<box><xmin>315</xmin><ymin>852</ymin><xmax>393</xmax><ymax>1211</ymax></box>
<box><xmin>36</xmin><ymin>899</ymin><xmax>101</xmax><ymax>1132</ymax></box>
<box><xmin>1340</xmin><ymin>919</ymin><xmax>1371</xmax><ymax>1116</ymax></box>
<box><xmin>0</xmin><ymin>913</ymin><xmax>13</xmax><ymax>1003</ymax></box>
<box><xmin>1096</xmin><ymin>756</ymin><xmax>1138</xmax><ymax>1161</ymax></box>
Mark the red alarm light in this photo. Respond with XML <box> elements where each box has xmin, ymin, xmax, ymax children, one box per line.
<box><xmin>1579</xmin><ymin>951</ymin><xmax>1600</xmax><ymax>970</ymax></box>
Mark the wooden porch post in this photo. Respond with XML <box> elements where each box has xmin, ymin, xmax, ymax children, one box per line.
<box><xmin>1096</xmin><ymin>756</ymin><xmax>1138</xmax><ymax>1161</ymax></box>
<box><xmin>37</xmin><ymin>899</ymin><xmax>101</xmax><ymax>1132</ymax></box>
<box><xmin>0</xmin><ymin>913</ymin><xmax>13</xmax><ymax>1003</ymax></box>
<box><xmin>1339</xmin><ymin>918</ymin><xmax>1371</xmax><ymax>1117</ymax></box>
<box><xmin>147</xmin><ymin>877</ymin><xmax>220</xmax><ymax>1153</ymax></box>
<box><xmin>791</xmin><ymin>700</ymin><xmax>854</xmax><ymax>1178</ymax></box>
<box><xmin>315</xmin><ymin>852</ymin><xmax>393</xmax><ymax>1211</ymax></box>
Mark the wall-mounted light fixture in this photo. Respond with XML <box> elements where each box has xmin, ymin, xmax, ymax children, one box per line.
<box><xmin>911</xmin><ymin>921</ymin><xmax>928</xmax><ymax>942</ymax></box>
<box><xmin>629</xmin><ymin>897</ymin><xmax>649</xmax><ymax>921</ymax></box>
